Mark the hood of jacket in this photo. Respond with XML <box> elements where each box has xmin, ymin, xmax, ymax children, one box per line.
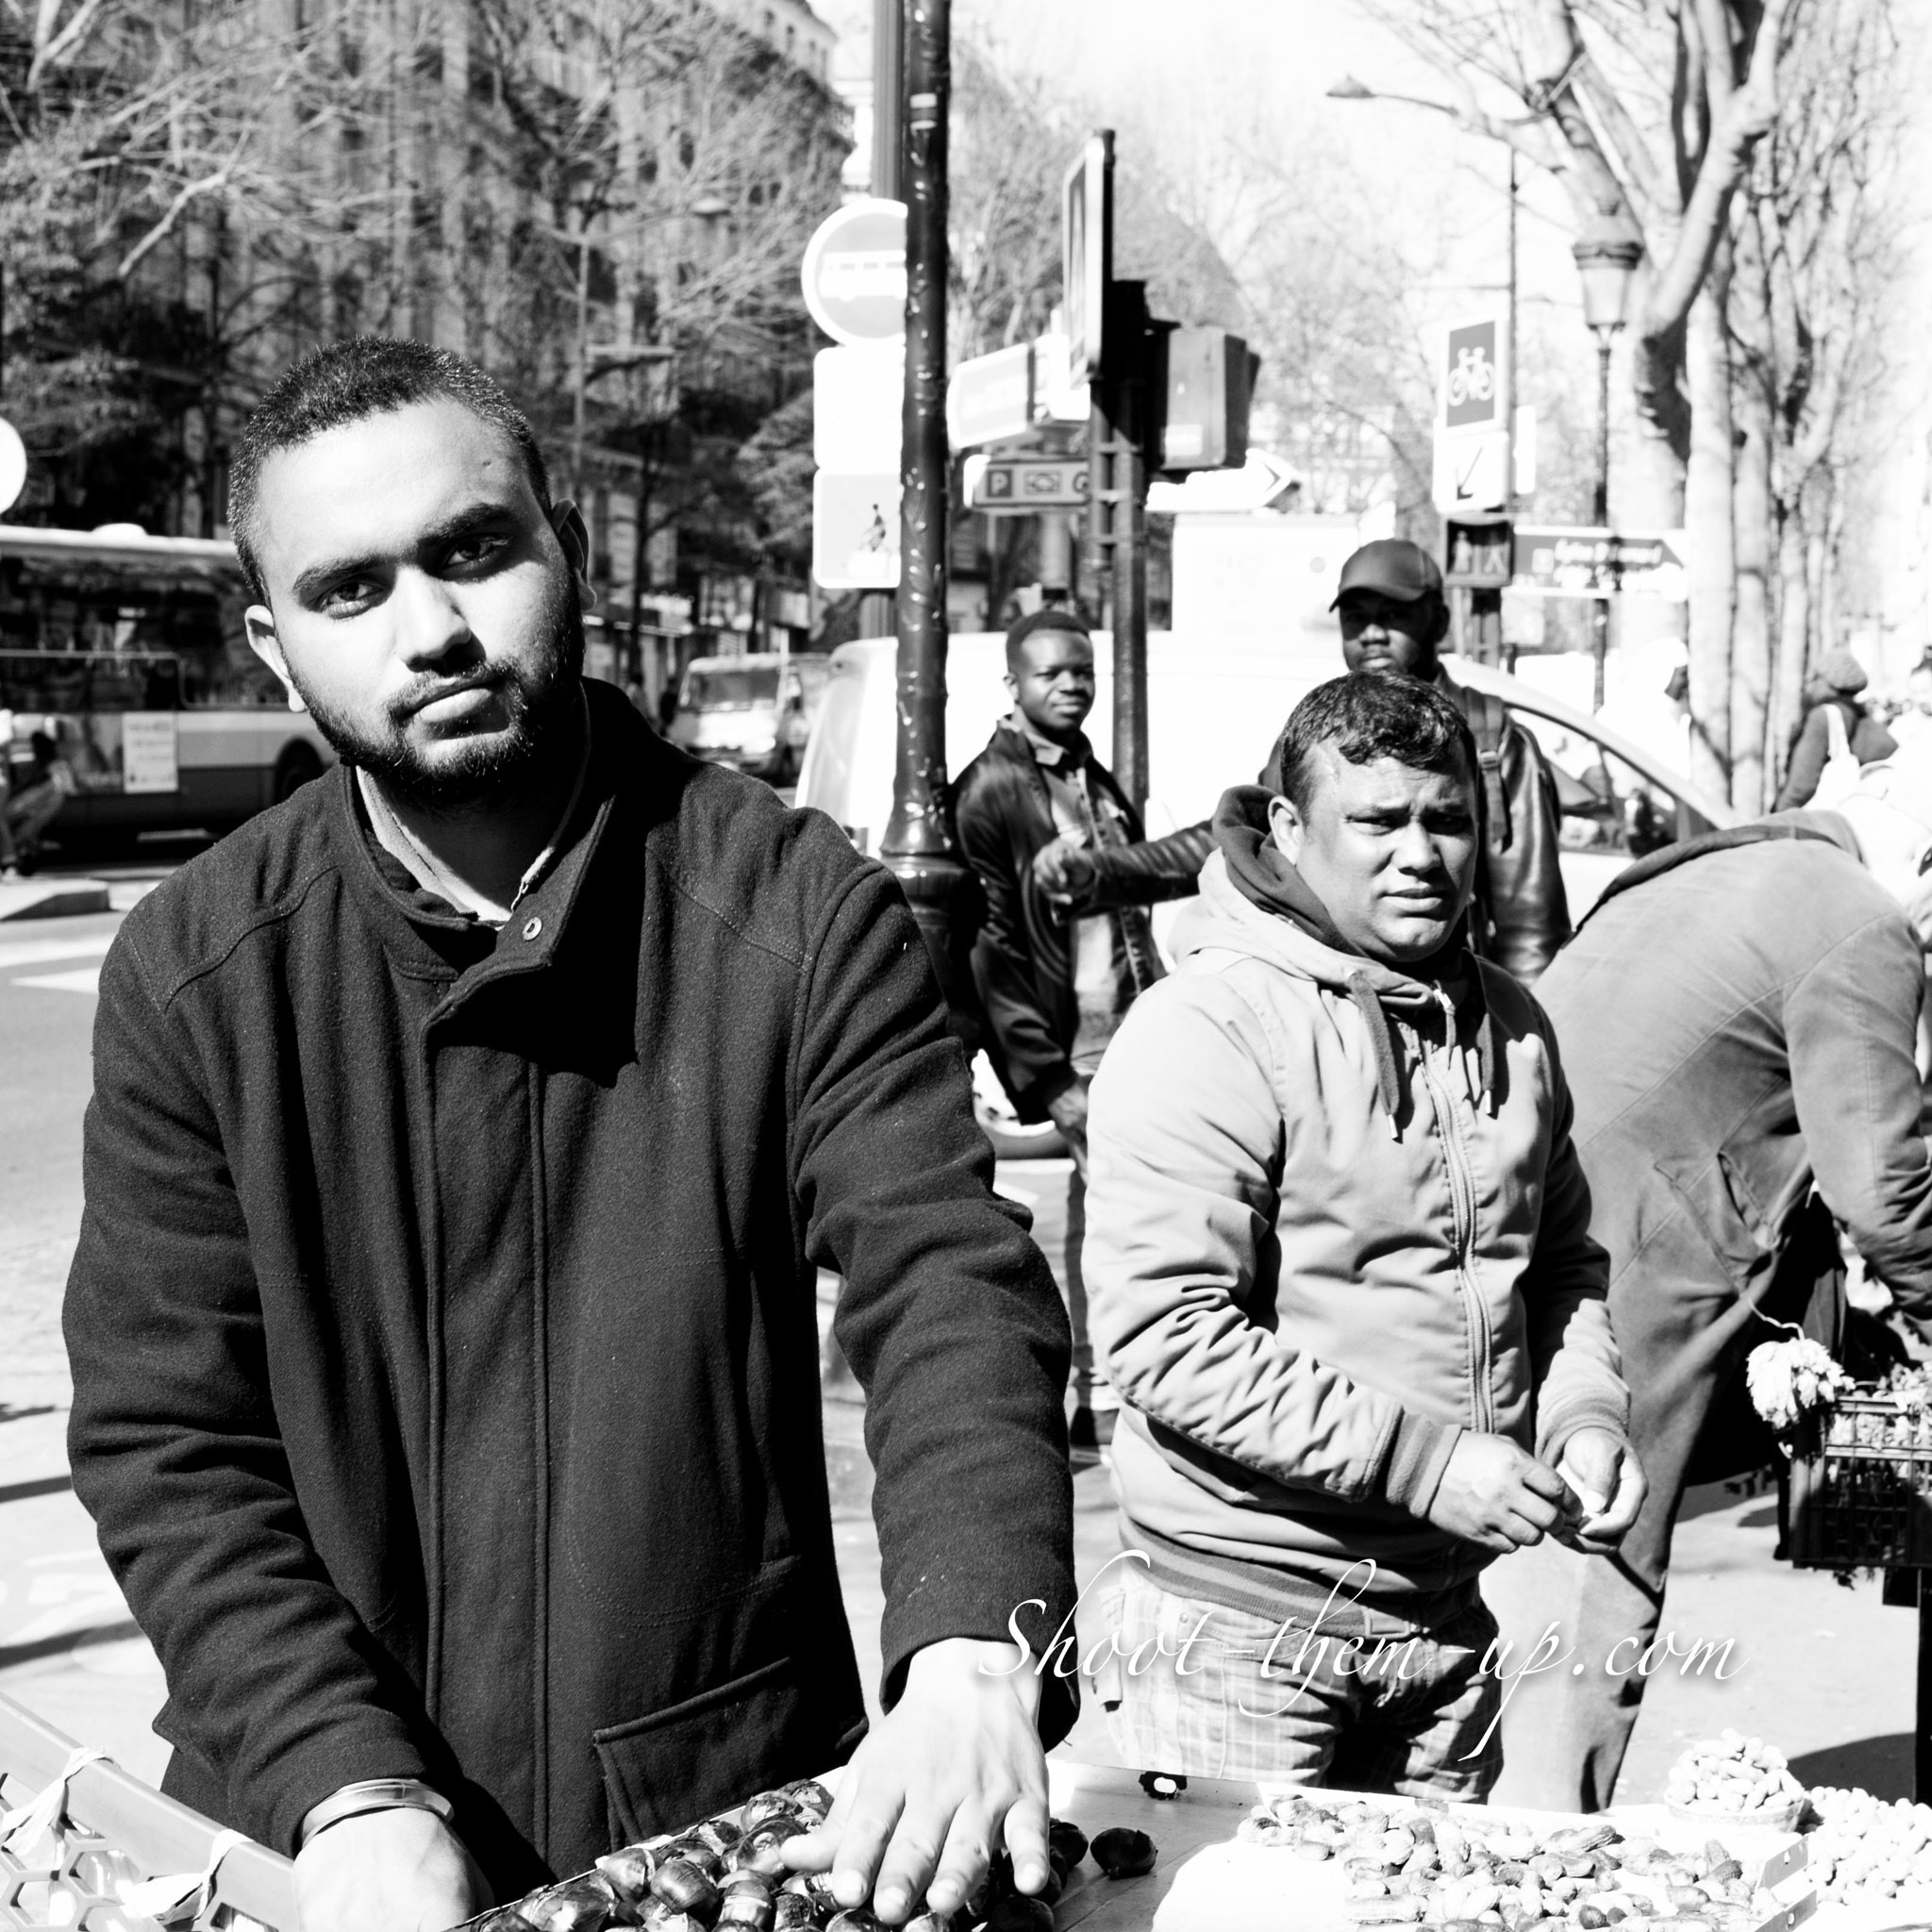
<box><xmin>1167</xmin><ymin>784</ymin><xmax>1503</xmax><ymax>1129</ymax></box>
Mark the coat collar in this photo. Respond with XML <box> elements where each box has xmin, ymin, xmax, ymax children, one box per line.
<box><xmin>324</xmin><ymin>679</ymin><xmax>646</xmax><ymax>1000</ymax></box>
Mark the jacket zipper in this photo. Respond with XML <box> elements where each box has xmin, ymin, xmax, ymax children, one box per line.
<box><xmin>1419</xmin><ymin>994</ymin><xmax>1495</xmax><ymax>1433</ymax></box>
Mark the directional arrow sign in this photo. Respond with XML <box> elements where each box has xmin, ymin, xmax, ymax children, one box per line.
<box><xmin>963</xmin><ymin>454</ymin><xmax>1090</xmax><ymax>514</ymax></box>
<box><xmin>946</xmin><ymin>342</ymin><xmax>1035</xmax><ymax>448</ymax></box>
<box><xmin>1432</xmin><ymin>427</ymin><xmax>1508</xmax><ymax>516</ymax></box>
<box><xmin>1511</xmin><ymin>525</ymin><xmax>1689</xmax><ymax>602</ymax></box>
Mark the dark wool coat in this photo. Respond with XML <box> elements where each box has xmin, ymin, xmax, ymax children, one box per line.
<box><xmin>65</xmin><ymin>680</ymin><xmax>1075</xmax><ymax>1895</ymax></box>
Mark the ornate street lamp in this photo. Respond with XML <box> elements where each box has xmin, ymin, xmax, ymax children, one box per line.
<box><xmin>1571</xmin><ymin>228</ymin><xmax>1642</xmax><ymax>708</ymax></box>
<box><xmin>1571</xmin><ymin>231</ymin><xmax>1642</xmax><ymax>524</ymax></box>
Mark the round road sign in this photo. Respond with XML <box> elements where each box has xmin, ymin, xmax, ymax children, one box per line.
<box><xmin>0</xmin><ymin>419</ymin><xmax>25</xmax><ymax>516</ymax></box>
<box><xmin>801</xmin><ymin>198</ymin><xmax>907</xmax><ymax>347</ymax></box>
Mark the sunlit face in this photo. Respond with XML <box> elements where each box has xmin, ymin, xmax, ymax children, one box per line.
<box><xmin>1006</xmin><ymin>627</ymin><xmax>1096</xmax><ymax>744</ymax></box>
<box><xmin>1338</xmin><ymin>591</ymin><xmax>1445</xmax><ymax>681</ymax></box>
<box><xmin>243</xmin><ymin>397</ymin><xmax>588</xmax><ymax>809</ymax></box>
<box><xmin>1271</xmin><ymin>744</ymin><xmax>1480</xmax><ymax>965</ymax></box>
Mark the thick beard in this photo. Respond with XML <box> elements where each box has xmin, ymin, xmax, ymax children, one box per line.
<box><xmin>298</xmin><ymin>591</ymin><xmax>587</xmax><ymax>813</ymax></box>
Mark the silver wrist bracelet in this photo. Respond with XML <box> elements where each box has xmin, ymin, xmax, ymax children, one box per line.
<box><xmin>299</xmin><ymin>1777</ymin><xmax>455</xmax><ymax>1848</ymax></box>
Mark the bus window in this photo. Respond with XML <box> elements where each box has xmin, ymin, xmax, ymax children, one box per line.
<box><xmin>88</xmin><ymin>654</ymin><xmax>182</xmax><ymax>710</ymax></box>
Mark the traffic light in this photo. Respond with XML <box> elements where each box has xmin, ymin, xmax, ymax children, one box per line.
<box><xmin>1442</xmin><ymin>518</ymin><xmax>1513</xmax><ymax>590</ymax></box>
<box><xmin>1152</xmin><ymin>327</ymin><xmax>1259</xmax><ymax>474</ymax></box>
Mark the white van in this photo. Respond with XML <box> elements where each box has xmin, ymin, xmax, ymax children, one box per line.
<box><xmin>796</xmin><ymin>630</ymin><xmax>1737</xmax><ymax>914</ymax></box>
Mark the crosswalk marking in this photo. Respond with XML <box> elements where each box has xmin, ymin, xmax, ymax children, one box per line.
<box><xmin>11</xmin><ymin>967</ymin><xmax>102</xmax><ymax>995</ymax></box>
<box><xmin>0</xmin><ymin>933</ymin><xmax>115</xmax><ymax>972</ymax></box>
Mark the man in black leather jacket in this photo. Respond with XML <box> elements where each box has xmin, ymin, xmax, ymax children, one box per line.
<box><xmin>1040</xmin><ymin>541</ymin><xmax>1572</xmax><ymax>984</ymax></box>
<box><xmin>953</xmin><ymin>607</ymin><xmax>1196</xmax><ymax>1451</ymax></box>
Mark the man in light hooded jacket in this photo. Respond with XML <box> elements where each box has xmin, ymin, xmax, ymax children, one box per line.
<box><xmin>1085</xmin><ymin>674</ymin><xmax>1641</xmax><ymax>1793</ymax></box>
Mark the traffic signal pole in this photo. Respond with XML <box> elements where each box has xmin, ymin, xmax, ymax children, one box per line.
<box><xmin>1088</xmin><ymin>277</ymin><xmax>1151</xmax><ymax>811</ymax></box>
<box><xmin>879</xmin><ymin>0</ymin><xmax>975</xmax><ymax>1020</ymax></box>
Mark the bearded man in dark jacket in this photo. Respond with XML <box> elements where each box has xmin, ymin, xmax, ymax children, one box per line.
<box><xmin>63</xmin><ymin>341</ymin><xmax>1076</xmax><ymax>1932</ymax></box>
<box><xmin>1039</xmin><ymin>540</ymin><xmax>1571</xmax><ymax>986</ymax></box>
<box><xmin>1486</xmin><ymin>761</ymin><xmax>1932</xmax><ymax>1813</ymax></box>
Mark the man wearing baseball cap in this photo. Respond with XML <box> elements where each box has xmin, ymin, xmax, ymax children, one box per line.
<box><xmin>1486</xmin><ymin>750</ymin><xmax>1932</xmax><ymax>1810</ymax></box>
<box><xmin>1040</xmin><ymin>538</ymin><xmax>1572</xmax><ymax>984</ymax></box>
<box><xmin>1328</xmin><ymin>538</ymin><xmax>1570</xmax><ymax>982</ymax></box>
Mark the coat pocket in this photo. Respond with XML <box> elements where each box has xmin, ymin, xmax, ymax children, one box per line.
<box><xmin>1654</xmin><ymin>1149</ymin><xmax>1780</xmax><ymax>1291</ymax></box>
<box><xmin>592</xmin><ymin>1654</ymin><xmax>867</xmax><ymax>1846</ymax></box>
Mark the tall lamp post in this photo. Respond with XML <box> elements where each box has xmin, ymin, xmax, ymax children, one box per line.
<box><xmin>879</xmin><ymin>0</ymin><xmax>974</xmax><ymax>1020</ymax></box>
<box><xmin>1571</xmin><ymin>230</ymin><xmax>1642</xmax><ymax>710</ymax></box>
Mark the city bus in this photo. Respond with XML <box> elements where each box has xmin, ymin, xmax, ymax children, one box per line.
<box><xmin>0</xmin><ymin>523</ymin><xmax>333</xmax><ymax>849</ymax></box>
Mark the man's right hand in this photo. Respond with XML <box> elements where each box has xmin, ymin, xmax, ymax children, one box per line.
<box><xmin>1424</xmin><ymin>1432</ymin><xmax>1575</xmax><ymax>1553</ymax></box>
<box><xmin>1033</xmin><ymin>837</ymin><xmax>1097</xmax><ymax>904</ymax></box>
<box><xmin>294</xmin><ymin>1808</ymin><xmax>485</xmax><ymax>1932</ymax></box>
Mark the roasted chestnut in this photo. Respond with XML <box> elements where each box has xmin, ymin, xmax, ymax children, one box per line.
<box><xmin>733</xmin><ymin>1821</ymin><xmax>806</xmax><ymax>1878</ymax></box>
<box><xmin>470</xmin><ymin>1912</ymin><xmax>541</xmax><ymax>1932</ymax></box>
<box><xmin>521</xmin><ymin>1875</ymin><xmax>626</xmax><ymax>1932</ymax></box>
<box><xmin>783</xmin><ymin>1781</ymin><xmax>835</xmax><ymax>1821</ymax></box>
<box><xmin>1090</xmin><ymin>1829</ymin><xmax>1158</xmax><ymax>1880</ymax></box>
<box><xmin>696</xmin><ymin>1819</ymin><xmax>746</xmax><ymax>1857</ymax></box>
<box><xmin>720</xmin><ymin>1894</ymin><xmax>774</xmax><ymax>1930</ymax></box>
<box><xmin>723</xmin><ymin>1874</ymin><xmax>775</xmax><ymax>1901</ymax></box>
<box><xmin>600</xmin><ymin>1846</ymin><xmax>664</xmax><ymax>1906</ymax></box>
<box><xmin>781</xmin><ymin>1874</ymin><xmax>839</xmax><ymax>1913</ymax></box>
<box><xmin>987</xmin><ymin>1897</ymin><xmax>1053</xmax><ymax>1932</ymax></box>
<box><xmin>671</xmin><ymin>1840</ymin><xmax>725</xmax><ymax>1879</ymax></box>
<box><xmin>772</xmin><ymin>1896</ymin><xmax>819</xmax><ymax>1932</ymax></box>
<box><xmin>653</xmin><ymin>1856</ymin><xmax>724</xmax><ymax>1923</ymax></box>
<box><xmin>1047</xmin><ymin>1821</ymin><xmax>1087</xmax><ymax>1869</ymax></box>
<box><xmin>824</xmin><ymin>1913</ymin><xmax>882</xmax><ymax>1932</ymax></box>
<box><xmin>741</xmin><ymin>1791</ymin><xmax>799</xmax><ymax>1834</ymax></box>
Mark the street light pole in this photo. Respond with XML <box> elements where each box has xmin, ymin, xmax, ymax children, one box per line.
<box><xmin>1589</xmin><ymin>328</ymin><xmax>1613</xmax><ymax>710</ymax></box>
<box><xmin>1572</xmin><ymin>228</ymin><xmax>1642</xmax><ymax>714</ymax></box>
<box><xmin>879</xmin><ymin>0</ymin><xmax>974</xmax><ymax>1017</ymax></box>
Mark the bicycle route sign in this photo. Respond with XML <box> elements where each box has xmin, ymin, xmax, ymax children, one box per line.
<box><xmin>1441</xmin><ymin>316</ymin><xmax>1504</xmax><ymax>434</ymax></box>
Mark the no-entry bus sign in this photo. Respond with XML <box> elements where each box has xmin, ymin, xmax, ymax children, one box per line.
<box><xmin>800</xmin><ymin>199</ymin><xmax>908</xmax><ymax>348</ymax></box>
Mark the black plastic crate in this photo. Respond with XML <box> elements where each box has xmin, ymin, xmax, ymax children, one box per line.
<box><xmin>1787</xmin><ymin>1394</ymin><xmax>1932</xmax><ymax>1571</ymax></box>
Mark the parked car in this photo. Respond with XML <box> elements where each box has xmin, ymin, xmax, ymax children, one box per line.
<box><xmin>665</xmin><ymin>653</ymin><xmax>831</xmax><ymax>785</ymax></box>
<box><xmin>798</xmin><ymin>632</ymin><xmax>1737</xmax><ymax>1159</ymax></box>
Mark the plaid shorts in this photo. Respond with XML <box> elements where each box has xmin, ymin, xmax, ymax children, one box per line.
<box><xmin>1097</xmin><ymin>1563</ymin><xmax>1503</xmax><ymax>1798</ymax></box>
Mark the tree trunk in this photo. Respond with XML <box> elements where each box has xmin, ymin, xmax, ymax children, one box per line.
<box><xmin>1684</xmin><ymin>280</ymin><xmax>1736</xmax><ymax>799</ymax></box>
<box><xmin>1728</xmin><ymin>212</ymin><xmax>1774</xmax><ymax>815</ymax></box>
<box><xmin>1769</xmin><ymin>500</ymin><xmax>1811</xmax><ymax>792</ymax></box>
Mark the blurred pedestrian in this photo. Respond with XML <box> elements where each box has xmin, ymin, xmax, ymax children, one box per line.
<box><xmin>1085</xmin><ymin>673</ymin><xmax>1637</xmax><ymax>1792</ymax></box>
<box><xmin>1774</xmin><ymin>648</ymin><xmax>1894</xmax><ymax>808</ymax></box>
<box><xmin>6</xmin><ymin>729</ymin><xmax>77</xmax><ymax>867</ymax></box>
<box><xmin>0</xmin><ymin>703</ymin><xmax>19</xmax><ymax>878</ymax></box>
<box><xmin>1487</xmin><ymin>755</ymin><xmax>1932</xmax><ymax>1812</ymax></box>
<box><xmin>1038</xmin><ymin>539</ymin><xmax>1573</xmax><ymax>983</ymax></box>
<box><xmin>65</xmin><ymin>339</ymin><xmax>1077</xmax><ymax>1932</ymax></box>
<box><xmin>1888</xmin><ymin>657</ymin><xmax>1932</xmax><ymax>749</ymax></box>
<box><xmin>953</xmin><ymin>608</ymin><xmax>1198</xmax><ymax>1453</ymax></box>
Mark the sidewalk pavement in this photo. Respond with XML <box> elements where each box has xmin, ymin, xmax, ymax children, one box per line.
<box><xmin>2</xmin><ymin>1155</ymin><xmax>1921</xmax><ymax>1807</ymax></box>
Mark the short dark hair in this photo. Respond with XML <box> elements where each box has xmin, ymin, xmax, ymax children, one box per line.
<box><xmin>1005</xmin><ymin>606</ymin><xmax>1091</xmax><ymax>675</ymax></box>
<box><xmin>228</xmin><ymin>338</ymin><xmax>552</xmax><ymax>603</ymax></box>
<box><xmin>1267</xmin><ymin>673</ymin><xmax>1478</xmax><ymax>814</ymax></box>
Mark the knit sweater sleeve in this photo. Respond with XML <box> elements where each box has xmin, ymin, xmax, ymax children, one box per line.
<box><xmin>790</xmin><ymin>861</ymin><xmax>1078</xmax><ymax>1740</ymax></box>
<box><xmin>64</xmin><ymin>924</ymin><xmax>429</xmax><ymax>1856</ymax></box>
